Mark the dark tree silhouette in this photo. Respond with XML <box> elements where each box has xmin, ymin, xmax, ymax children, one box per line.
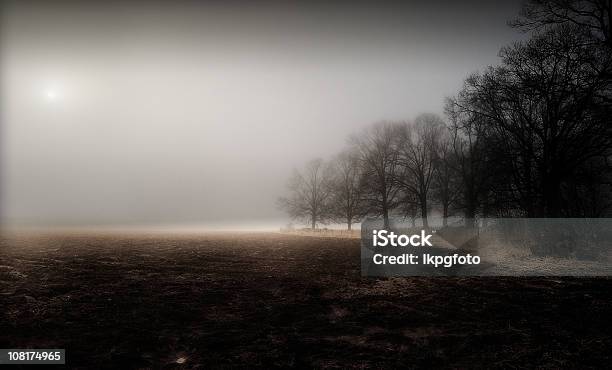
<box><xmin>431</xmin><ymin>133</ymin><xmax>461</xmax><ymax>226</ymax></box>
<box><xmin>395</xmin><ymin>115</ymin><xmax>444</xmax><ymax>228</ymax></box>
<box><xmin>281</xmin><ymin>0</ymin><xmax>612</xmax><ymax>226</ymax></box>
<box><xmin>351</xmin><ymin>122</ymin><xmax>403</xmax><ymax>228</ymax></box>
<box><xmin>449</xmin><ymin>25</ymin><xmax>612</xmax><ymax>217</ymax></box>
<box><xmin>327</xmin><ymin>151</ymin><xmax>367</xmax><ymax>230</ymax></box>
<box><xmin>512</xmin><ymin>0</ymin><xmax>612</xmax><ymax>47</ymax></box>
<box><xmin>278</xmin><ymin>158</ymin><xmax>333</xmax><ymax>229</ymax></box>
<box><xmin>444</xmin><ymin>100</ymin><xmax>494</xmax><ymax>225</ymax></box>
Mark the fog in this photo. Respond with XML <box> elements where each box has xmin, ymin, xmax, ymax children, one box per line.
<box><xmin>0</xmin><ymin>0</ymin><xmax>523</xmax><ymax>229</ymax></box>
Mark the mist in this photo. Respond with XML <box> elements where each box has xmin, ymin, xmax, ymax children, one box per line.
<box><xmin>0</xmin><ymin>0</ymin><xmax>523</xmax><ymax>229</ymax></box>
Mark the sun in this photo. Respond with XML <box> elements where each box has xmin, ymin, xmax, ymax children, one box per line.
<box><xmin>43</xmin><ymin>84</ymin><xmax>65</xmax><ymax>101</ymax></box>
<box><xmin>45</xmin><ymin>89</ymin><xmax>58</xmax><ymax>100</ymax></box>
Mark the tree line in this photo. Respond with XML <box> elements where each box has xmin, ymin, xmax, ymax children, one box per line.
<box><xmin>279</xmin><ymin>0</ymin><xmax>612</xmax><ymax>229</ymax></box>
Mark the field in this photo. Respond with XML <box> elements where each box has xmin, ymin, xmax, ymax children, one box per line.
<box><xmin>1</xmin><ymin>232</ymin><xmax>611</xmax><ymax>368</ymax></box>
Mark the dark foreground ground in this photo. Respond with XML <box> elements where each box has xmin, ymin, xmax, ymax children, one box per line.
<box><xmin>1</xmin><ymin>232</ymin><xmax>611</xmax><ymax>369</ymax></box>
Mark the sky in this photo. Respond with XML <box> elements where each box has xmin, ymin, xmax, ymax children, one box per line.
<box><xmin>0</xmin><ymin>0</ymin><xmax>524</xmax><ymax>230</ymax></box>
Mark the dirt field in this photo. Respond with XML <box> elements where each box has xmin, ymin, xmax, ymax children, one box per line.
<box><xmin>1</xmin><ymin>232</ymin><xmax>611</xmax><ymax>368</ymax></box>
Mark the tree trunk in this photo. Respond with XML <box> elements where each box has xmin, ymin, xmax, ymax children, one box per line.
<box><xmin>420</xmin><ymin>196</ymin><xmax>428</xmax><ymax>228</ymax></box>
<box><xmin>465</xmin><ymin>205</ymin><xmax>476</xmax><ymax>229</ymax></box>
<box><xmin>464</xmin><ymin>183</ymin><xmax>477</xmax><ymax>229</ymax></box>
<box><xmin>442</xmin><ymin>203</ymin><xmax>448</xmax><ymax>227</ymax></box>
<box><xmin>382</xmin><ymin>192</ymin><xmax>390</xmax><ymax>228</ymax></box>
<box><xmin>383</xmin><ymin>209</ymin><xmax>390</xmax><ymax>229</ymax></box>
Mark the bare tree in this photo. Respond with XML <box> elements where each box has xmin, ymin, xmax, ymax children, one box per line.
<box><xmin>327</xmin><ymin>151</ymin><xmax>366</xmax><ymax>230</ymax></box>
<box><xmin>278</xmin><ymin>158</ymin><xmax>333</xmax><ymax>229</ymax></box>
<box><xmin>351</xmin><ymin>122</ymin><xmax>403</xmax><ymax>228</ymax></box>
<box><xmin>395</xmin><ymin>115</ymin><xmax>444</xmax><ymax>228</ymax></box>
<box><xmin>398</xmin><ymin>191</ymin><xmax>420</xmax><ymax>227</ymax></box>
<box><xmin>451</xmin><ymin>25</ymin><xmax>612</xmax><ymax>217</ymax></box>
<box><xmin>512</xmin><ymin>0</ymin><xmax>612</xmax><ymax>47</ymax></box>
<box><xmin>432</xmin><ymin>132</ymin><xmax>461</xmax><ymax>226</ymax></box>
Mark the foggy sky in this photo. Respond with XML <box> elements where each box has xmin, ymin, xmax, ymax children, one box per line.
<box><xmin>0</xmin><ymin>0</ymin><xmax>523</xmax><ymax>229</ymax></box>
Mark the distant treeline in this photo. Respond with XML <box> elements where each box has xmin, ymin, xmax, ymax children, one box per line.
<box><xmin>280</xmin><ymin>0</ymin><xmax>612</xmax><ymax>229</ymax></box>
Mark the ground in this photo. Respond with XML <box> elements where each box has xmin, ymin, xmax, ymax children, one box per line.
<box><xmin>1</xmin><ymin>232</ymin><xmax>611</xmax><ymax>368</ymax></box>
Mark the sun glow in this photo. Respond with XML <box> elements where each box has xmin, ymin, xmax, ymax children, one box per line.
<box><xmin>43</xmin><ymin>82</ymin><xmax>66</xmax><ymax>102</ymax></box>
<box><xmin>45</xmin><ymin>89</ymin><xmax>59</xmax><ymax>101</ymax></box>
